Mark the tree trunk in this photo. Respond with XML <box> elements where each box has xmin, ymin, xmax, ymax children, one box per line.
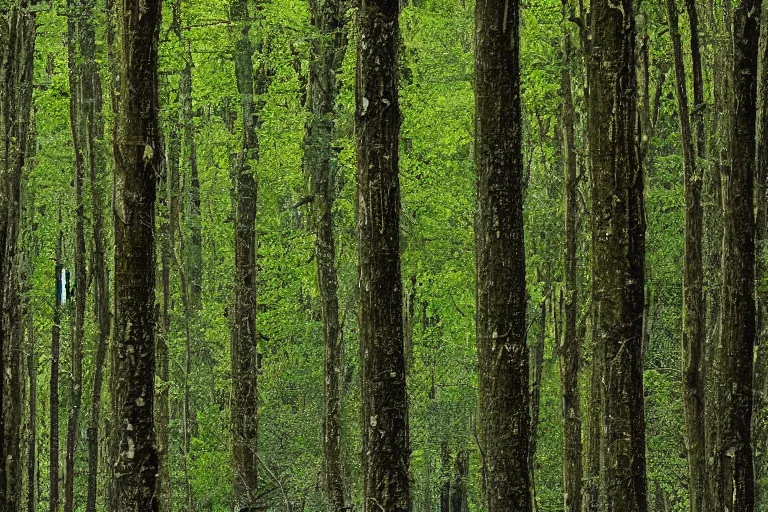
<box><xmin>83</xmin><ymin>0</ymin><xmax>110</xmax><ymax>499</ymax></box>
<box><xmin>450</xmin><ymin>451</ymin><xmax>468</xmax><ymax>512</ymax></box>
<box><xmin>717</xmin><ymin>0</ymin><xmax>760</xmax><ymax>507</ymax></box>
<box><xmin>475</xmin><ymin>0</ymin><xmax>531</xmax><ymax>511</ymax></box>
<box><xmin>666</xmin><ymin>2</ymin><xmax>707</xmax><ymax>511</ymax></box>
<box><xmin>155</xmin><ymin>127</ymin><xmax>176</xmax><ymax>512</ymax></box>
<box><xmin>560</xmin><ymin>13</ymin><xmax>583</xmax><ymax>512</ymax></box>
<box><xmin>587</xmin><ymin>0</ymin><xmax>648</xmax><ymax>507</ymax></box>
<box><xmin>26</xmin><ymin>310</ymin><xmax>35</xmax><ymax>512</ymax></box>
<box><xmin>1</xmin><ymin>4</ymin><xmax>38</xmax><ymax>509</ymax></box>
<box><xmin>529</xmin><ymin>302</ymin><xmax>545</xmax><ymax>512</ymax></box>
<box><xmin>111</xmin><ymin>0</ymin><xmax>162</xmax><ymax>508</ymax></box>
<box><xmin>440</xmin><ymin>442</ymin><xmax>450</xmax><ymax>512</ymax></box>
<box><xmin>304</xmin><ymin>1</ymin><xmax>348</xmax><ymax>509</ymax></box>
<box><xmin>751</xmin><ymin>0</ymin><xmax>768</xmax><ymax>506</ymax></box>
<box><xmin>704</xmin><ymin>1</ymin><xmax>727</xmax><ymax>509</ymax></box>
<box><xmin>64</xmin><ymin>2</ymin><xmax>89</xmax><ymax>509</ymax></box>
<box><xmin>356</xmin><ymin>1</ymin><xmax>411</xmax><ymax>511</ymax></box>
<box><xmin>229</xmin><ymin>0</ymin><xmax>262</xmax><ymax>508</ymax></box>
<box><xmin>50</xmin><ymin>226</ymin><xmax>63</xmax><ymax>512</ymax></box>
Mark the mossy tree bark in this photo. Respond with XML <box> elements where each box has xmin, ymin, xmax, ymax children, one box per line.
<box><xmin>356</xmin><ymin>1</ymin><xmax>411</xmax><ymax>511</ymax></box>
<box><xmin>305</xmin><ymin>0</ymin><xmax>349</xmax><ymax>509</ymax></box>
<box><xmin>587</xmin><ymin>0</ymin><xmax>648</xmax><ymax>506</ymax></box>
<box><xmin>474</xmin><ymin>0</ymin><xmax>531</xmax><ymax>510</ymax></box>
<box><xmin>111</xmin><ymin>0</ymin><xmax>162</xmax><ymax>508</ymax></box>
<box><xmin>716</xmin><ymin>0</ymin><xmax>760</xmax><ymax>508</ymax></box>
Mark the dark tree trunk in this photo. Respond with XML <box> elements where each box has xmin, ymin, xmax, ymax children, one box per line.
<box><xmin>585</xmin><ymin>314</ymin><xmax>601</xmax><ymax>512</ymax></box>
<box><xmin>717</xmin><ymin>0</ymin><xmax>760</xmax><ymax>508</ymax></box>
<box><xmin>229</xmin><ymin>0</ymin><xmax>262</xmax><ymax>508</ymax></box>
<box><xmin>26</xmin><ymin>311</ymin><xmax>35</xmax><ymax>512</ymax></box>
<box><xmin>560</xmin><ymin>13</ymin><xmax>583</xmax><ymax>512</ymax></box>
<box><xmin>704</xmin><ymin>1</ymin><xmax>727</xmax><ymax>509</ymax></box>
<box><xmin>752</xmin><ymin>1</ymin><xmax>768</xmax><ymax>506</ymax></box>
<box><xmin>1</xmin><ymin>4</ymin><xmax>37</xmax><ymax>509</ymax></box>
<box><xmin>587</xmin><ymin>0</ymin><xmax>648</xmax><ymax>507</ymax></box>
<box><xmin>450</xmin><ymin>451</ymin><xmax>468</xmax><ymax>512</ymax></box>
<box><xmin>111</xmin><ymin>0</ymin><xmax>162</xmax><ymax>509</ymax></box>
<box><xmin>305</xmin><ymin>0</ymin><xmax>349</xmax><ymax>509</ymax></box>
<box><xmin>356</xmin><ymin>1</ymin><xmax>410</xmax><ymax>511</ymax></box>
<box><xmin>440</xmin><ymin>442</ymin><xmax>450</xmax><ymax>512</ymax></box>
<box><xmin>155</xmin><ymin>127</ymin><xmax>177</xmax><ymax>512</ymax></box>
<box><xmin>64</xmin><ymin>2</ymin><xmax>89</xmax><ymax>509</ymax></box>
<box><xmin>475</xmin><ymin>0</ymin><xmax>530</xmax><ymax>511</ymax></box>
<box><xmin>666</xmin><ymin>2</ymin><xmax>706</xmax><ymax>511</ymax></box>
<box><xmin>50</xmin><ymin>227</ymin><xmax>63</xmax><ymax>512</ymax></box>
<box><xmin>83</xmin><ymin>0</ymin><xmax>110</xmax><ymax>500</ymax></box>
<box><xmin>529</xmin><ymin>302</ymin><xmax>545</xmax><ymax>512</ymax></box>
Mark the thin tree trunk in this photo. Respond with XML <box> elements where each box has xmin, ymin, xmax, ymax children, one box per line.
<box><xmin>560</xmin><ymin>11</ymin><xmax>583</xmax><ymax>512</ymax></box>
<box><xmin>450</xmin><ymin>451</ymin><xmax>468</xmax><ymax>512</ymax></box>
<box><xmin>440</xmin><ymin>442</ymin><xmax>450</xmax><ymax>512</ymax></box>
<box><xmin>50</xmin><ymin>225</ymin><xmax>63</xmax><ymax>512</ymax></box>
<box><xmin>704</xmin><ymin>0</ymin><xmax>727</xmax><ymax>508</ymax></box>
<box><xmin>475</xmin><ymin>0</ymin><xmax>531</xmax><ymax>511</ymax></box>
<box><xmin>587</xmin><ymin>0</ymin><xmax>648</xmax><ymax>507</ymax></box>
<box><xmin>666</xmin><ymin>2</ymin><xmax>706</xmax><ymax>511</ymax></box>
<box><xmin>529</xmin><ymin>302</ymin><xmax>545</xmax><ymax>512</ymax></box>
<box><xmin>64</xmin><ymin>2</ymin><xmax>89</xmax><ymax>509</ymax></box>
<box><xmin>304</xmin><ymin>1</ymin><xmax>348</xmax><ymax>508</ymax></box>
<box><xmin>229</xmin><ymin>0</ymin><xmax>263</xmax><ymax>508</ymax></box>
<box><xmin>356</xmin><ymin>1</ymin><xmax>411</xmax><ymax>511</ymax></box>
<box><xmin>717</xmin><ymin>0</ymin><xmax>760</xmax><ymax>507</ymax></box>
<box><xmin>155</xmin><ymin>127</ymin><xmax>176</xmax><ymax>512</ymax></box>
<box><xmin>111</xmin><ymin>0</ymin><xmax>162</xmax><ymax>508</ymax></box>
<box><xmin>26</xmin><ymin>310</ymin><xmax>35</xmax><ymax>512</ymax></box>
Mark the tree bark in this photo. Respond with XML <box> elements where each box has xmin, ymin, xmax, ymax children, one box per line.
<box><xmin>229</xmin><ymin>0</ymin><xmax>262</xmax><ymax>508</ymax></box>
<box><xmin>529</xmin><ymin>302</ymin><xmax>545</xmax><ymax>512</ymax></box>
<box><xmin>587</xmin><ymin>0</ymin><xmax>648</xmax><ymax>507</ymax></box>
<box><xmin>111</xmin><ymin>0</ymin><xmax>162</xmax><ymax>508</ymax></box>
<box><xmin>752</xmin><ymin>0</ymin><xmax>768</xmax><ymax>505</ymax></box>
<box><xmin>50</xmin><ymin>226</ymin><xmax>63</xmax><ymax>512</ymax></box>
<box><xmin>1</xmin><ymin>3</ymin><xmax>38</xmax><ymax>509</ymax></box>
<box><xmin>305</xmin><ymin>0</ymin><xmax>349</xmax><ymax>509</ymax></box>
<box><xmin>666</xmin><ymin>2</ymin><xmax>706</xmax><ymax>511</ymax></box>
<box><xmin>64</xmin><ymin>2</ymin><xmax>89</xmax><ymax>509</ymax></box>
<box><xmin>450</xmin><ymin>450</ymin><xmax>468</xmax><ymax>512</ymax></box>
<box><xmin>560</xmin><ymin>12</ymin><xmax>583</xmax><ymax>512</ymax></box>
<box><xmin>26</xmin><ymin>310</ymin><xmax>35</xmax><ymax>512</ymax></box>
<box><xmin>440</xmin><ymin>443</ymin><xmax>450</xmax><ymax>512</ymax></box>
<box><xmin>356</xmin><ymin>1</ymin><xmax>411</xmax><ymax>511</ymax></box>
<box><xmin>717</xmin><ymin>0</ymin><xmax>760</xmax><ymax>508</ymax></box>
<box><xmin>475</xmin><ymin>0</ymin><xmax>531</xmax><ymax>510</ymax></box>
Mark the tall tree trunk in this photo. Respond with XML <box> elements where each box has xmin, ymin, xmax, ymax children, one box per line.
<box><xmin>356</xmin><ymin>1</ymin><xmax>410</xmax><ymax>511</ymax></box>
<box><xmin>666</xmin><ymin>2</ymin><xmax>706</xmax><ymax>511</ymax></box>
<box><xmin>752</xmin><ymin>0</ymin><xmax>768</xmax><ymax>505</ymax></box>
<box><xmin>26</xmin><ymin>310</ymin><xmax>35</xmax><ymax>512</ymax></box>
<box><xmin>50</xmin><ymin>226</ymin><xmax>63</xmax><ymax>512</ymax></box>
<box><xmin>229</xmin><ymin>0</ymin><xmax>262</xmax><ymax>508</ymax></box>
<box><xmin>83</xmin><ymin>0</ymin><xmax>110</xmax><ymax>500</ymax></box>
<box><xmin>1</xmin><ymin>3</ymin><xmax>38</xmax><ymax>509</ymax></box>
<box><xmin>305</xmin><ymin>0</ymin><xmax>348</xmax><ymax>509</ymax></box>
<box><xmin>111</xmin><ymin>0</ymin><xmax>162</xmax><ymax>508</ymax></box>
<box><xmin>717</xmin><ymin>0</ymin><xmax>760</xmax><ymax>507</ymax></box>
<box><xmin>587</xmin><ymin>0</ymin><xmax>648</xmax><ymax>507</ymax></box>
<box><xmin>64</xmin><ymin>3</ymin><xmax>89</xmax><ymax>509</ymax></box>
<box><xmin>529</xmin><ymin>302</ymin><xmax>545</xmax><ymax>512</ymax></box>
<box><xmin>475</xmin><ymin>0</ymin><xmax>530</xmax><ymax>510</ymax></box>
<box><xmin>155</xmin><ymin>127</ymin><xmax>176</xmax><ymax>512</ymax></box>
<box><xmin>560</xmin><ymin>12</ymin><xmax>583</xmax><ymax>512</ymax></box>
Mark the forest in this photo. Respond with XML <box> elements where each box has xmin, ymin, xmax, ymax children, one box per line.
<box><xmin>1</xmin><ymin>0</ymin><xmax>767</xmax><ymax>510</ymax></box>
